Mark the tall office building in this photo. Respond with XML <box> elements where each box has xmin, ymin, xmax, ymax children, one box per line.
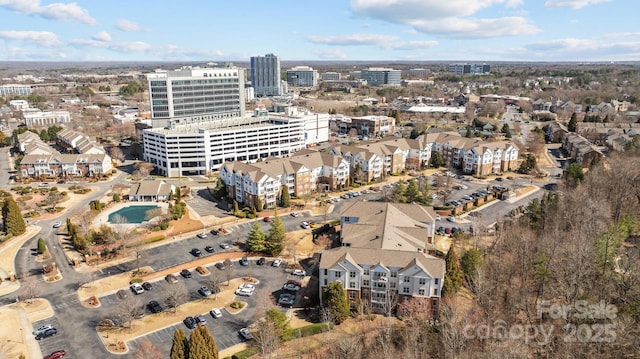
<box><xmin>250</xmin><ymin>53</ymin><xmax>282</xmax><ymax>97</ymax></box>
<box><xmin>360</xmin><ymin>67</ymin><xmax>402</xmax><ymax>86</ymax></box>
<box><xmin>146</xmin><ymin>65</ymin><xmax>246</xmax><ymax>119</ymax></box>
<box><xmin>448</xmin><ymin>63</ymin><xmax>490</xmax><ymax>75</ymax></box>
<box><xmin>286</xmin><ymin>66</ymin><xmax>318</xmax><ymax>87</ymax></box>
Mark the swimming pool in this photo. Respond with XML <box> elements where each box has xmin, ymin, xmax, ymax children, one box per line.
<box><xmin>107</xmin><ymin>205</ymin><xmax>160</xmax><ymax>224</ymax></box>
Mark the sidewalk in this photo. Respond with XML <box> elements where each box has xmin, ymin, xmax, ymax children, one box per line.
<box><xmin>0</xmin><ymin>225</ymin><xmax>42</xmax><ymax>296</ymax></box>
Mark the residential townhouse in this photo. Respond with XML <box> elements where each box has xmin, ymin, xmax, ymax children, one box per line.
<box><xmin>327</xmin><ymin>145</ymin><xmax>384</xmax><ymax>183</ymax></box>
<box><xmin>56</xmin><ymin>128</ymin><xmax>106</xmax><ymax>154</ymax></box>
<box><xmin>319</xmin><ymin>202</ymin><xmax>444</xmax><ymax>316</ymax></box>
<box><xmin>562</xmin><ymin>133</ymin><xmax>603</xmax><ymax>167</ymax></box>
<box><xmin>19</xmin><ymin>153</ymin><xmax>112</xmax><ymax>178</ymax></box>
<box><xmin>545</xmin><ymin>121</ymin><xmax>569</xmax><ymax>143</ymax></box>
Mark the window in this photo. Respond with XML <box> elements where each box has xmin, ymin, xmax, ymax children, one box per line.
<box><xmin>390</xmin><ymin>282</ymin><xmax>396</xmax><ymax>289</ymax></box>
<box><xmin>363</xmin><ymin>280</ymin><xmax>370</xmax><ymax>286</ymax></box>
<box><xmin>419</xmin><ymin>278</ymin><xmax>426</xmax><ymax>285</ymax></box>
<box><xmin>419</xmin><ymin>289</ymin><xmax>425</xmax><ymax>296</ymax></box>
<box><xmin>404</xmin><ymin>277</ymin><xmax>410</xmax><ymax>283</ymax></box>
<box><xmin>434</xmin><ymin>278</ymin><xmax>439</xmax><ymax>285</ymax></box>
<box><xmin>324</xmin><ymin>269</ymin><xmax>328</xmax><ymax>275</ymax></box>
<box><xmin>433</xmin><ymin>288</ymin><xmax>438</xmax><ymax>296</ymax></box>
<box><xmin>350</xmin><ymin>272</ymin><xmax>356</xmax><ymax>278</ymax></box>
<box><xmin>391</xmin><ymin>271</ymin><xmax>397</xmax><ymax>278</ymax></box>
<box><xmin>403</xmin><ymin>287</ymin><xmax>410</xmax><ymax>294</ymax></box>
<box><xmin>362</xmin><ymin>289</ymin><xmax>369</xmax><ymax>296</ymax></box>
<box><xmin>324</xmin><ymin>279</ymin><xmax>327</xmax><ymax>286</ymax></box>
<box><xmin>349</xmin><ymin>282</ymin><xmax>356</xmax><ymax>288</ymax></box>
<box><xmin>335</xmin><ymin>272</ymin><xmax>342</xmax><ymax>278</ymax></box>
<box><xmin>349</xmin><ymin>291</ymin><xmax>356</xmax><ymax>299</ymax></box>
<box><xmin>363</xmin><ymin>269</ymin><xmax>370</xmax><ymax>276</ymax></box>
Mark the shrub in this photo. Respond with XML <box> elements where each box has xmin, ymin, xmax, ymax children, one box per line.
<box><xmin>145</xmin><ymin>235</ymin><xmax>165</xmax><ymax>244</ymax></box>
<box><xmin>284</xmin><ymin>323</ymin><xmax>332</xmax><ymax>340</ymax></box>
<box><xmin>16</xmin><ymin>196</ymin><xmax>33</xmax><ymax>201</ymax></box>
<box><xmin>230</xmin><ymin>346</ymin><xmax>260</xmax><ymax>359</ymax></box>
<box><xmin>230</xmin><ymin>301</ymin><xmax>245</xmax><ymax>309</ymax></box>
<box><xmin>37</xmin><ymin>238</ymin><xmax>47</xmax><ymax>254</ymax></box>
<box><xmin>112</xmin><ymin>169</ymin><xmax>117</xmax><ymax>174</ymax></box>
<box><xmin>130</xmin><ymin>278</ymin><xmax>143</xmax><ymax>284</ymax></box>
<box><xmin>160</xmin><ymin>222</ymin><xmax>169</xmax><ymax>230</ymax></box>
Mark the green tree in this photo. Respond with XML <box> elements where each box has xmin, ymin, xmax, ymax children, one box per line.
<box><xmin>430</xmin><ymin>151</ymin><xmax>444</xmax><ymax>168</ymax></box>
<box><xmin>188</xmin><ymin>325</ymin><xmax>218</xmax><ymax>359</ymax></box>
<box><xmin>501</xmin><ymin>123</ymin><xmax>512</xmax><ymax>138</ymax></box>
<box><xmin>418</xmin><ymin>179</ymin><xmax>432</xmax><ymax>205</ymax></box>
<box><xmin>37</xmin><ymin>237</ymin><xmax>47</xmax><ymax>254</ymax></box>
<box><xmin>256</xmin><ymin>197</ymin><xmax>263</xmax><ymax>212</ymax></box>
<box><xmin>233</xmin><ymin>200</ymin><xmax>239</xmax><ymax>215</ymax></box>
<box><xmin>404</xmin><ymin>180</ymin><xmax>420</xmax><ymax>203</ymax></box>
<box><xmin>465</xmin><ymin>126</ymin><xmax>473</xmax><ymax>138</ymax></box>
<box><xmin>568</xmin><ymin>112</ymin><xmax>577</xmax><ymax>132</ymax></box>
<box><xmin>518</xmin><ymin>153</ymin><xmax>537</xmax><ymax>173</ymax></box>
<box><xmin>442</xmin><ymin>245</ymin><xmax>464</xmax><ymax>296</ymax></box>
<box><xmin>265</xmin><ymin>308</ymin><xmax>291</xmax><ymax>340</ymax></box>
<box><xmin>461</xmin><ymin>248</ymin><xmax>482</xmax><ymax>281</ymax></box>
<box><xmin>266</xmin><ymin>212</ymin><xmax>285</xmax><ymax>255</ymax></box>
<box><xmin>175</xmin><ymin>187</ymin><xmax>182</xmax><ymax>204</ymax></box>
<box><xmin>170</xmin><ymin>328</ymin><xmax>188</xmax><ymax>359</ymax></box>
<box><xmin>246</xmin><ymin>221</ymin><xmax>267</xmax><ymax>253</ymax></box>
<box><xmin>279</xmin><ymin>186</ymin><xmax>291</xmax><ymax>208</ymax></box>
<box><xmin>564</xmin><ymin>162</ymin><xmax>584</xmax><ymax>187</ymax></box>
<box><xmin>119</xmin><ymin>81</ymin><xmax>144</xmax><ymax>97</ymax></box>
<box><xmin>392</xmin><ymin>180</ymin><xmax>406</xmax><ymax>203</ymax></box>
<box><xmin>2</xmin><ymin>196</ymin><xmax>26</xmax><ymax>236</ymax></box>
<box><xmin>322</xmin><ymin>281</ymin><xmax>350</xmax><ymax>324</ymax></box>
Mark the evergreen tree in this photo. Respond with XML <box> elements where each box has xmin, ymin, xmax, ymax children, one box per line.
<box><xmin>442</xmin><ymin>244</ymin><xmax>464</xmax><ymax>296</ymax></box>
<box><xmin>430</xmin><ymin>151</ymin><xmax>444</xmax><ymax>168</ymax></box>
<box><xmin>170</xmin><ymin>328</ymin><xmax>188</xmax><ymax>359</ymax></box>
<box><xmin>501</xmin><ymin>123</ymin><xmax>512</xmax><ymax>138</ymax></box>
<box><xmin>2</xmin><ymin>196</ymin><xmax>26</xmax><ymax>236</ymax></box>
<box><xmin>193</xmin><ymin>325</ymin><xmax>219</xmax><ymax>359</ymax></box>
<box><xmin>266</xmin><ymin>212</ymin><xmax>285</xmax><ymax>255</ymax></box>
<box><xmin>564</xmin><ymin>162</ymin><xmax>584</xmax><ymax>187</ymax></box>
<box><xmin>256</xmin><ymin>197</ymin><xmax>263</xmax><ymax>212</ymax></box>
<box><xmin>404</xmin><ymin>180</ymin><xmax>420</xmax><ymax>203</ymax></box>
<box><xmin>265</xmin><ymin>308</ymin><xmax>291</xmax><ymax>340</ymax></box>
<box><xmin>175</xmin><ymin>187</ymin><xmax>182</xmax><ymax>204</ymax></box>
<box><xmin>461</xmin><ymin>248</ymin><xmax>483</xmax><ymax>281</ymax></box>
<box><xmin>568</xmin><ymin>112</ymin><xmax>578</xmax><ymax>132</ymax></box>
<box><xmin>279</xmin><ymin>186</ymin><xmax>291</xmax><ymax>208</ymax></box>
<box><xmin>392</xmin><ymin>180</ymin><xmax>406</xmax><ymax>203</ymax></box>
<box><xmin>37</xmin><ymin>237</ymin><xmax>46</xmax><ymax>254</ymax></box>
<box><xmin>322</xmin><ymin>281</ymin><xmax>350</xmax><ymax>324</ymax></box>
<box><xmin>246</xmin><ymin>221</ymin><xmax>267</xmax><ymax>253</ymax></box>
<box><xmin>233</xmin><ymin>200</ymin><xmax>239</xmax><ymax>215</ymax></box>
<box><xmin>418</xmin><ymin>179</ymin><xmax>432</xmax><ymax>205</ymax></box>
<box><xmin>465</xmin><ymin>126</ymin><xmax>473</xmax><ymax>138</ymax></box>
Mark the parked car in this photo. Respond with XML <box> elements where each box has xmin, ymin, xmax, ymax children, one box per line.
<box><xmin>35</xmin><ymin>328</ymin><xmax>57</xmax><ymax>340</ymax></box>
<box><xmin>256</xmin><ymin>257</ymin><xmax>266</xmax><ymax>265</ymax></box>
<box><xmin>215</xmin><ymin>262</ymin><xmax>226</xmax><ymax>271</ymax></box>
<box><xmin>142</xmin><ymin>282</ymin><xmax>153</xmax><ymax>291</ymax></box>
<box><xmin>210</xmin><ymin>308</ymin><xmax>222</xmax><ymax>318</ymax></box>
<box><xmin>43</xmin><ymin>350</ymin><xmax>66</xmax><ymax>359</ymax></box>
<box><xmin>278</xmin><ymin>293</ymin><xmax>296</xmax><ymax>307</ymax></box>
<box><xmin>165</xmin><ymin>274</ymin><xmax>178</xmax><ymax>284</ymax></box>
<box><xmin>437</xmin><ymin>226</ymin><xmax>445</xmax><ymax>234</ymax></box>
<box><xmin>283</xmin><ymin>280</ymin><xmax>301</xmax><ymax>292</ymax></box>
<box><xmin>235</xmin><ymin>282</ymin><xmax>256</xmax><ymax>297</ymax></box>
<box><xmin>195</xmin><ymin>314</ymin><xmax>207</xmax><ymax>325</ymax></box>
<box><xmin>290</xmin><ymin>212</ymin><xmax>299</xmax><ymax>217</ymax></box>
<box><xmin>435</xmin><ymin>214</ymin><xmax>441</xmax><ymax>221</ymax></box>
<box><xmin>180</xmin><ymin>269</ymin><xmax>192</xmax><ymax>278</ymax></box>
<box><xmin>133</xmin><ymin>311</ymin><xmax>145</xmax><ymax>319</ymax></box>
<box><xmin>204</xmin><ymin>246</ymin><xmax>215</xmax><ymax>253</ymax></box>
<box><xmin>52</xmin><ymin>221</ymin><xmax>62</xmax><ymax>228</ymax></box>
<box><xmin>292</xmin><ymin>269</ymin><xmax>306</xmax><ymax>276</ymax></box>
<box><xmin>198</xmin><ymin>286</ymin><xmax>212</xmax><ymax>297</ymax></box>
<box><xmin>130</xmin><ymin>283</ymin><xmax>145</xmax><ymax>295</ymax></box>
<box><xmin>300</xmin><ymin>222</ymin><xmax>311</xmax><ymax>229</ymax></box>
<box><xmin>219</xmin><ymin>243</ymin><xmax>231</xmax><ymax>249</ymax></box>
<box><xmin>263</xmin><ymin>216</ymin><xmax>272</xmax><ymax>222</ymax></box>
<box><xmin>272</xmin><ymin>258</ymin><xmax>282</xmax><ymax>267</ymax></box>
<box><xmin>447</xmin><ymin>216</ymin><xmax>456</xmax><ymax>222</ymax></box>
<box><xmin>190</xmin><ymin>248</ymin><xmax>202</xmax><ymax>257</ymax></box>
<box><xmin>239</xmin><ymin>327</ymin><xmax>253</xmax><ymax>340</ymax></box>
<box><xmin>183</xmin><ymin>316</ymin><xmax>197</xmax><ymax>329</ymax></box>
<box><xmin>33</xmin><ymin>324</ymin><xmax>53</xmax><ymax>336</ymax></box>
<box><xmin>240</xmin><ymin>256</ymin><xmax>249</xmax><ymax>266</ymax></box>
<box><xmin>147</xmin><ymin>300</ymin><xmax>163</xmax><ymax>313</ymax></box>
<box><xmin>444</xmin><ymin>227</ymin><xmax>452</xmax><ymax>235</ymax></box>
<box><xmin>197</xmin><ymin>233</ymin><xmax>207</xmax><ymax>239</ymax></box>
<box><xmin>210</xmin><ymin>229</ymin><xmax>219</xmax><ymax>235</ymax></box>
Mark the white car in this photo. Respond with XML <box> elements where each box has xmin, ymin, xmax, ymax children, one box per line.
<box><xmin>278</xmin><ymin>293</ymin><xmax>296</xmax><ymax>307</ymax></box>
<box><xmin>272</xmin><ymin>258</ymin><xmax>282</xmax><ymax>267</ymax></box>
<box><xmin>235</xmin><ymin>282</ymin><xmax>255</xmax><ymax>297</ymax></box>
<box><xmin>130</xmin><ymin>283</ymin><xmax>145</xmax><ymax>295</ymax></box>
<box><xmin>33</xmin><ymin>324</ymin><xmax>53</xmax><ymax>336</ymax></box>
<box><xmin>290</xmin><ymin>212</ymin><xmax>299</xmax><ymax>217</ymax></box>
<box><xmin>197</xmin><ymin>233</ymin><xmax>207</xmax><ymax>239</ymax></box>
<box><xmin>52</xmin><ymin>221</ymin><xmax>62</xmax><ymax>228</ymax></box>
<box><xmin>239</xmin><ymin>327</ymin><xmax>253</xmax><ymax>340</ymax></box>
<box><xmin>300</xmin><ymin>222</ymin><xmax>311</xmax><ymax>229</ymax></box>
<box><xmin>292</xmin><ymin>269</ymin><xmax>306</xmax><ymax>276</ymax></box>
<box><xmin>210</xmin><ymin>308</ymin><xmax>222</xmax><ymax>318</ymax></box>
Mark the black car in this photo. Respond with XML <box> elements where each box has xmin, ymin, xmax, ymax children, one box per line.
<box><xmin>214</xmin><ymin>262</ymin><xmax>226</xmax><ymax>271</ymax></box>
<box><xmin>183</xmin><ymin>316</ymin><xmax>197</xmax><ymax>329</ymax></box>
<box><xmin>180</xmin><ymin>269</ymin><xmax>192</xmax><ymax>278</ymax></box>
<box><xmin>35</xmin><ymin>328</ymin><xmax>57</xmax><ymax>340</ymax></box>
<box><xmin>256</xmin><ymin>257</ymin><xmax>266</xmax><ymax>265</ymax></box>
<box><xmin>204</xmin><ymin>246</ymin><xmax>215</xmax><ymax>253</ymax></box>
<box><xmin>147</xmin><ymin>300</ymin><xmax>163</xmax><ymax>313</ymax></box>
<box><xmin>190</xmin><ymin>248</ymin><xmax>202</xmax><ymax>257</ymax></box>
<box><xmin>210</xmin><ymin>229</ymin><xmax>219</xmax><ymax>235</ymax></box>
<box><xmin>142</xmin><ymin>282</ymin><xmax>153</xmax><ymax>291</ymax></box>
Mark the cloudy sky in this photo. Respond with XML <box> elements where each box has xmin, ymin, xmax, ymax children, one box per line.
<box><xmin>0</xmin><ymin>0</ymin><xmax>637</xmax><ymax>62</ymax></box>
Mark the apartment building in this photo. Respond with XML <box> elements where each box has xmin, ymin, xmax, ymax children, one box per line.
<box><xmin>146</xmin><ymin>65</ymin><xmax>245</xmax><ymax>119</ymax></box>
<box><xmin>20</xmin><ymin>153</ymin><xmax>112</xmax><ymax>178</ymax></box>
<box><xmin>328</xmin><ymin>145</ymin><xmax>384</xmax><ymax>183</ymax></box>
<box><xmin>562</xmin><ymin>133</ymin><xmax>603</xmax><ymax>167</ymax></box>
<box><xmin>0</xmin><ymin>84</ymin><xmax>31</xmax><ymax>96</ymax></box>
<box><xmin>56</xmin><ymin>128</ymin><xmax>106</xmax><ymax>154</ymax></box>
<box><xmin>251</xmin><ymin>53</ymin><xmax>282</xmax><ymax>97</ymax></box>
<box><xmin>319</xmin><ymin>202</ymin><xmax>444</xmax><ymax>315</ymax></box>
<box><xmin>286</xmin><ymin>66</ymin><xmax>318</xmax><ymax>87</ymax></box>
<box><xmin>23</xmin><ymin>110</ymin><xmax>71</xmax><ymax>127</ymax></box>
<box><xmin>347</xmin><ymin>115</ymin><xmax>396</xmax><ymax>137</ymax></box>
<box><xmin>448</xmin><ymin>63</ymin><xmax>490</xmax><ymax>75</ymax></box>
<box><xmin>320</xmin><ymin>72</ymin><xmax>341</xmax><ymax>81</ymax></box>
<box><xmin>219</xmin><ymin>150</ymin><xmax>350</xmax><ymax>209</ymax></box>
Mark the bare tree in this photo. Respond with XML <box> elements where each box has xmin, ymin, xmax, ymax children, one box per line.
<box><xmin>253</xmin><ymin>315</ymin><xmax>280</xmax><ymax>359</ymax></box>
<box><xmin>109</xmin><ymin>146</ymin><xmax>125</xmax><ymax>164</ymax></box>
<box><xmin>223</xmin><ymin>259</ymin><xmax>235</xmax><ymax>285</ymax></box>
<box><xmin>163</xmin><ymin>281</ymin><xmax>187</xmax><ymax>314</ymax></box>
<box><xmin>145</xmin><ymin>207</ymin><xmax>163</xmax><ymax>227</ymax></box>
<box><xmin>133</xmin><ymin>339</ymin><xmax>163</xmax><ymax>359</ymax></box>
<box><xmin>133</xmin><ymin>162</ymin><xmax>154</xmax><ymax>178</ymax></box>
<box><xmin>19</xmin><ymin>273</ymin><xmax>40</xmax><ymax>303</ymax></box>
<box><xmin>326</xmin><ymin>334</ymin><xmax>365</xmax><ymax>359</ymax></box>
<box><xmin>116</xmin><ymin>293</ymin><xmax>143</xmax><ymax>329</ymax></box>
<box><xmin>206</xmin><ymin>270</ymin><xmax>222</xmax><ymax>300</ymax></box>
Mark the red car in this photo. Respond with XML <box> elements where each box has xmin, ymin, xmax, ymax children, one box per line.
<box><xmin>44</xmin><ymin>350</ymin><xmax>66</xmax><ymax>359</ymax></box>
<box><xmin>444</xmin><ymin>227</ymin><xmax>452</xmax><ymax>235</ymax></box>
<box><xmin>263</xmin><ymin>217</ymin><xmax>272</xmax><ymax>222</ymax></box>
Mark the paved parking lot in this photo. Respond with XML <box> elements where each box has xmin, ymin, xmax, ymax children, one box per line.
<box><xmin>33</xmin><ymin>317</ymin><xmax>71</xmax><ymax>357</ymax></box>
<box><xmin>186</xmin><ymin>188</ymin><xmax>227</xmax><ymax>217</ymax></box>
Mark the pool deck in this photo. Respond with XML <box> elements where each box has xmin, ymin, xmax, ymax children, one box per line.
<box><xmin>92</xmin><ymin>202</ymin><xmax>170</xmax><ymax>229</ymax></box>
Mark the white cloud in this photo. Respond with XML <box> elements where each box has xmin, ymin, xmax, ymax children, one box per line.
<box><xmin>349</xmin><ymin>0</ymin><xmax>538</xmax><ymax>38</ymax></box>
<box><xmin>91</xmin><ymin>31</ymin><xmax>111</xmax><ymax>42</ymax></box>
<box><xmin>0</xmin><ymin>30</ymin><xmax>60</xmax><ymax>46</ymax></box>
<box><xmin>109</xmin><ymin>41</ymin><xmax>152</xmax><ymax>53</ymax></box>
<box><xmin>0</xmin><ymin>46</ymin><xmax>68</xmax><ymax>60</ymax></box>
<box><xmin>524</xmin><ymin>37</ymin><xmax>640</xmax><ymax>60</ymax></box>
<box><xmin>115</xmin><ymin>19</ymin><xmax>141</xmax><ymax>32</ymax></box>
<box><xmin>544</xmin><ymin>0</ymin><xmax>612</xmax><ymax>9</ymax></box>
<box><xmin>0</xmin><ymin>0</ymin><xmax>96</xmax><ymax>24</ymax></box>
<box><xmin>306</xmin><ymin>33</ymin><xmax>438</xmax><ymax>50</ymax></box>
<box><xmin>68</xmin><ymin>38</ymin><xmax>108</xmax><ymax>48</ymax></box>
